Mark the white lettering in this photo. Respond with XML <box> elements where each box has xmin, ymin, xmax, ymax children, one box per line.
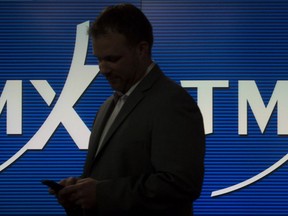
<box><xmin>181</xmin><ymin>80</ymin><xmax>229</xmax><ymax>134</ymax></box>
<box><xmin>31</xmin><ymin>80</ymin><xmax>56</xmax><ymax>106</ymax></box>
<box><xmin>0</xmin><ymin>21</ymin><xmax>99</xmax><ymax>172</ymax></box>
<box><xmin>0</xmin><ymin>81</ymin><xmax>22</xmax><ymax>134</ymax></box>
<box><xmin>238</xmin><ymin>81</ymin><xmax>288</xmax><ymax>135</ymax></box>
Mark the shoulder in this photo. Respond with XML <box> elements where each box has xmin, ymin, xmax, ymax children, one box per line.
<box><xmin>152</xmin><ymin>72</ymin><xmax>197</xmax><ymax>108</ymax></box>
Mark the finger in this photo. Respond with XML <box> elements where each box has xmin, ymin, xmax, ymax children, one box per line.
<box><xmin>48</xmin><ymin>188</ymin><xmax>56</xmax><ymax>195</ymax></box>
<box><xmin>58</xmin><ymin>188</ymin><xmax>79</xmax><ymax>206</ymax></box>
<box><xmin>59</xmin><ymin>177</ymin><xmax>79</xmax><ymax>186</ymax></box>
<box><xmin>75</xmin><ymin>197</ymin><xmax>83</xmax><ymax>207</ymax></box>
<box><xmin>58</xmin><ymin>197</ymin><xmax>74</xmax><ymax>209</ymax></box>
<box><xmin>67</xmin><ymin>177</ymin><xmax>80</xmax><ymax>185</ymax></box>
<box><xmin>76</xmin><ymin>178</ymin><xmax>90</xmax><ymax>184</ymax></box>
<box><xmin>58</xmin><ymin>184</ymin><xmax>79</xmax><ymax>199</ymax></box>
<box><xmin>75</xmin><ymin>197</ymin><xmax>90</xmax><ymax>209</ymax></box>
<box><xmin>68</xmin><ymin>191</ymin><xmax>79</xmax><ymax>203</ymax></box>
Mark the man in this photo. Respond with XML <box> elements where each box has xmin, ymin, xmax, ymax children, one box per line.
<box><xmin>53</xmin><ymin>3</ymin><xmax>205</xmax><ymax>216</ymax></box>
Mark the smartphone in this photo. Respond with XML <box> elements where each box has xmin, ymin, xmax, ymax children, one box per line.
<box><xmin>41</xmin><ymin>180</ymin><xmax>64</xmax><ymax>193</ymax></box>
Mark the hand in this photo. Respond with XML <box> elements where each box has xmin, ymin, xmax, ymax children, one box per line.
<box><xmin>59</xmin><ymin>176</ymin><xmax>80</xmax><ymax>187</ymax></box>
<box><xmin>58</xmin><ymin>178</ymin><xmax>98</xmax><ymax>209</ymax></box>
<box><xmin>51</xmin><ymin>177</ymin><xmax>80</xmax><ymax>209</ymax></box>
<box><xmin>48</xmin><ymin>177</ymin><xmax>79</xmax><ymax>195</ymax></box>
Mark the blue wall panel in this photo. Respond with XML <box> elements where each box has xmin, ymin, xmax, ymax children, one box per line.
<box><xmin>1</xmin><ymin>0</ymin><xmax>288</xmax><ymax>215</ymax></box>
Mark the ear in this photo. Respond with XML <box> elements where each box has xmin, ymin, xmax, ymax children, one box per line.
<box><xmin>137</xmin><ymin>41</ymin><xmax>150</xmax><ymax>58</ymax></box>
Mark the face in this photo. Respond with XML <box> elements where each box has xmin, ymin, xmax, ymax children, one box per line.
<box><xmin>92</xmin><ymin>32</ymin><xmax>147</xmax><ymax>93</ymax></box>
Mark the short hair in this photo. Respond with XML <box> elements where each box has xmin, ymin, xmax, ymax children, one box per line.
<box><xmin>89</xmin><ymin>3</ymin><xmax>153</xmax><ymax>54</ymax></box>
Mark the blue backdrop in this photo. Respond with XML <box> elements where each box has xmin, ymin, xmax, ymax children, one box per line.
<box><xmin>0</xmin><ymin>0</ymin><xmax>288</xmax><ymax>215</ymax></box>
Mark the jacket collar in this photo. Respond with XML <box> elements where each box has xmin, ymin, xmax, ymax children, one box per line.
<box><xmin>94</xmin><ymin>64</ymin><xmax>164</xmax><ymax>158</ymax></box>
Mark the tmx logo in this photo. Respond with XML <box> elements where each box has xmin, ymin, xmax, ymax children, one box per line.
<box><xmin>1</xmin><ymin>22</ymin><xmax>288</xmax><ymax>197</ymax></box>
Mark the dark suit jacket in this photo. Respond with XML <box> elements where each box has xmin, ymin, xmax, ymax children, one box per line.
<box><xmin>77</xmin><ymin>65</ymin><xmax>205</xmax><ymax>216</ymax></box>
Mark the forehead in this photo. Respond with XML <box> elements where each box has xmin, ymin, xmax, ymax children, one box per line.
<box><xmin>92</xmin><ymin>32</ymin><xmax>129</xmax><ymax>57</ymax></box>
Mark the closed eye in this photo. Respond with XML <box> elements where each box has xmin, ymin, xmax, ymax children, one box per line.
<box><xmin>98</xmin><ymin>55</ymin><xmax>122</xmax><ymax>63</ymax></box>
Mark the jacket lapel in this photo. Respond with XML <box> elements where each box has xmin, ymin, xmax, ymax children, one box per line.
<box><xmin>95</xmin><ymin>91</ymin><xmax>144</xmax><ymax>155</ymax></box>
<box><xmin>83</xmin><ymin>96</ymin><xmax>115</xmax><ymax>175</ymax></box>
<box><xmin>94</xmin><ymin>65</ymin><xmax>163</xmax><ymax>158</ymax></box>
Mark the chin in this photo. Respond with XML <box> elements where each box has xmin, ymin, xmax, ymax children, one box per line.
<box><xmin>110</xmin><ymin>84</ymin><xmax>122</xmax><ymax>92</ymax></box>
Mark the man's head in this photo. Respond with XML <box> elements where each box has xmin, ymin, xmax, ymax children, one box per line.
<box><xmin>89</xmin><ymin>4</ymin><xmax>154</xmax><ymax>93</ymax></box>
<box><xmin>89</xmin><ymin>3</ymin><xmax>153</xmax><ymax>55</ymax></box>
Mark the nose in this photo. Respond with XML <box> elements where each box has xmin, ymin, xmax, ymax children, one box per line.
<box><xmin>99</xmin><ymin>61</ymin><xmax>111</xmax><ymax>75</ymax></box>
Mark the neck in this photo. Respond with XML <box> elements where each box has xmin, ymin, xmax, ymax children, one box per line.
<box><xmin>121</xmin><ymin>60</ymin><xmax>154</xmax><ymax>94</ymax></box>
